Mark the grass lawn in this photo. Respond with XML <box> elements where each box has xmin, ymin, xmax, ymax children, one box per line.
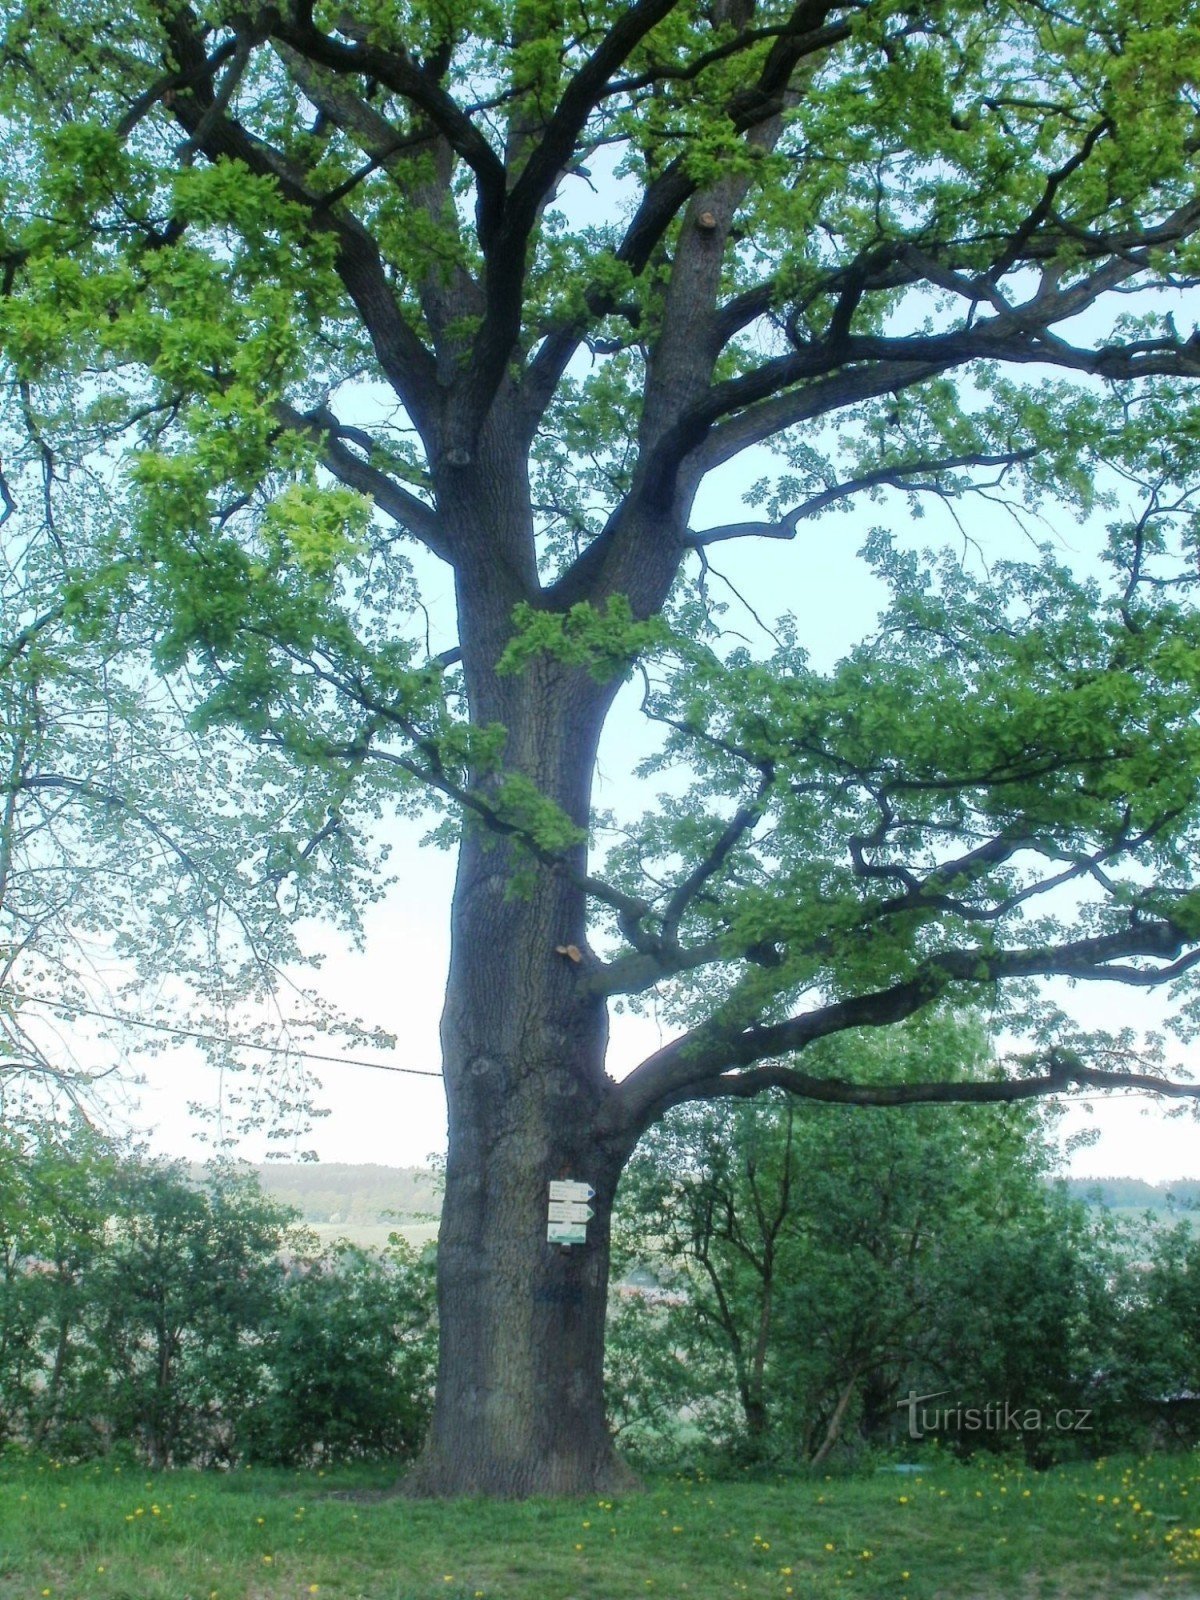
<box><xmin>3</xmin><ymin>1450</ymin><xmax>1200</xmax><ymax>1600</ymax></box>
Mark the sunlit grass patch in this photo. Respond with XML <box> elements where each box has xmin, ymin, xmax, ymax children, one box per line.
<box><xmin>3</xmin><ymin>1451</ymin><xmax>1200</xmax><ymax>1599</ymax></box>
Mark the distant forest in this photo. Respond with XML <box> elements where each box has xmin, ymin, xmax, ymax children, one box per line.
<box><xmin>1062</xmin><ymin>1177</ymin><xmax>1200</xmax><ymax>1211</ymax></box>
<box><xmin>206</xmin><ymin>1164</ymin><xmax>1200</xmax><ymax>1224</ymax></box>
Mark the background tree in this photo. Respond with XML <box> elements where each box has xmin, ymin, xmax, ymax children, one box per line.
<box><xmin>5</xmin><ymin>0</ymin><xmax>1200</xmax><ymax>1494</ymax></box>
<box><xmin>1102</xmin><ymin>1217</ymin><xmax>1200</xmax><ymax>1450</ymax></box>
<box><xmin>614</xmin><ymin>1014</ymin><xmax>1106</xmax><ymax>1465</ymax></box>
<box><xmin>0</xmin><ymin>1120</ymin><xmax>114</xmax><ymax>1450</ymax></box>
<box><xmin>0</xmin><ymin>1126</ymin><xmax>439</xmax><ymax>1466</ymax></box>
<box><xmin>0</xmin><ymin>379</ymin><xmax>390</xmax><ymax>1129</ymax></box>
<box><xmin>92</xmin><ymin>1159</ymin><xmax>294</xmax><ymax>1467</ymax></box>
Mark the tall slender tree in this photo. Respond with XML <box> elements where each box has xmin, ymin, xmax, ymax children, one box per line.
<box><xmin>4</xmin><ymin>0</ymin><xmax>1200</xmax><ymax>1495</ymax></box>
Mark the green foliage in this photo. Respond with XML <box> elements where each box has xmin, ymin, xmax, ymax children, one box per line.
<box><xmin>4</xmin><ymin>0</ymin><xmax>1200</xmax><ymax>1072</ymax></box>
<box><xmin>598</xmin><ymin>522</ymin><xmax>1200</xmax><ymax>1032</ymax></box>
<box><xmin>0</xmin><ymin>1131</ymin><xmax>437</xmax><ymax>1467</ymax></box>
<box><xmin>498</xmin><ymin>597</ymin><xmax>673</xmax><ymax>684</ymax></box>
<box><xmin>1104</xmin><ymin>1220</ymin><xmax>1200</xmax><ymax>1448</ymax></box>
<box><xmin>90</xmin><ymin>1160</ymin><xmax>295</xmax><ymax>1468</ymax></box>
<box><xmin>610</xmin><ymin>1015</ymin><xmax>1123</xmax><ymax>1466</ymax></box>
<box><xmin>242</xmin><ymin>1238</ymin><xmax>436</xmax><ymax>1467</ymax></box>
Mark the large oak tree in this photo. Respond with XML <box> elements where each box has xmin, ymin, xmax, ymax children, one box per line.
<box><xmin>4</xmin><ymin>0</ymin><xmax>1200</xmax><ymax>1494</ymax></box>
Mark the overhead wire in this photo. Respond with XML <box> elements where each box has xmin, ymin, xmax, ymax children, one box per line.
<box><xmin>0</xmin><ymin>985</ymin><xmax>443</xmax><ymax>1078</ymax></box>
<box><xmin>1</xmin><ymin>988</ymin><xmax>1187</xmax><ymax>1102</ymax></box>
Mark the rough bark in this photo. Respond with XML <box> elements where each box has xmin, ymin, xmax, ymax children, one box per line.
<box><xmin>405</xmin><ymin>809</ymin><xmax>637</xmax><ymax>1495</ymax></box>
<box><xmin>405</xmin><ymin>478</ymin><xmax>640</xmax><ymax>1491</ymax></box>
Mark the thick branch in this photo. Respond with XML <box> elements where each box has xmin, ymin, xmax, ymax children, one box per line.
<box><xmin>660</xmin><ymin>768</ymin><xmax>774</xmax><ymax>946</ymax></box>
<box><xmin>269</xmin><ymin>15</ymin><xmax>507</xmax><ymax>237</ymax></box>
<box><xmin>162</xmin><ymin>12</ymin><xmax>440</xmax><ymax>435</ymax></box>
<box><xmin>617</xmin><ymin>921</ymin><xmax>1200</xmax><ymax>1128</ymax></box>
<box><xmin>506</xmin><ymin>0</ymin><xmax>682</xmax><ymax>232</ymax></box>
<box><xmin>521</xmin><ymin>1</ymin><xmax>853</xmax><ymax>431</ymax></box>
<box><xmin>681</xmin><ymin>1057</ymin><xmax>1200</xmax><ymax>1113</ymax></box>
<box><xmin>274</xmin><ymin>43</ymin><xmax>483</xmax><ymax>350</ymax></box>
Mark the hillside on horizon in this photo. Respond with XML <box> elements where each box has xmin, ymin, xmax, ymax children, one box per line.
<box><xmin>1062</xmin><ymin>1176</ymin><xmax>1200</xmax><ymax>1212</ymax></box>
<box><xmin>191</xmin><ymin>1162</ymin><xmax>443</xmax><ymax>1226</ymax></box>
<box><xmin>215</xmin><ymin>1162</ymin><xmax>1200</xmax><ymax>1226</ymax></box>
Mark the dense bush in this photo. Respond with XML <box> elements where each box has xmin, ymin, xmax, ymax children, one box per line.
<box><xmin>241</xmin><ymin>1238</ymin><xmax>436</xmax><ymax>1466</ymax></box>
<box><xmin>0</xmin><ymin>1125</ymin><xmax>435</xmax><ymax>1466</ymax></box>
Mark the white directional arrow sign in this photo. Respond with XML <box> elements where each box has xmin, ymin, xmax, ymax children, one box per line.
<box><xmin>547</xmin><ymin>1200</ymin><xmax>594</xmax><ymax>1224</ymax></box>
<box><xmin>548</xmin><ymin>1179</ymin><xmax>595</xmax><ymax>1203</ymax></box>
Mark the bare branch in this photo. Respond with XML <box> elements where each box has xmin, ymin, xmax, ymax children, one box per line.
<box><xmin>684</xmin><ymin>448</ymin><xmax>1039</xmax><ymax>545</ymax></box>
<box><xmin>660</xmin><ymin>768</ymin><xmax>775</xmax><ymax>947</ymax></box>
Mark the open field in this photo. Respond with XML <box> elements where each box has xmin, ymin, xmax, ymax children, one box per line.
<box><xmin>305</xmin><ymin>1221</ymin><xmax>441</xmax><ymax>1251</ymax></box>
<box><xmin>3</xmin><ymin>1451</ymin><xmax>1200</xmax><ymax>1600</ymax></box>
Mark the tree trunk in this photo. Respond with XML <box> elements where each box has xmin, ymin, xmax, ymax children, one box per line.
<box><xmin>404</xmin><ymin>566</ymin><xmax>639</xmax><ymax>1492</ymax></box>
<box><xmin>811</xmin><ymin>1367</ymin><xmax>863</xmax><ymax>1469</ymax></box>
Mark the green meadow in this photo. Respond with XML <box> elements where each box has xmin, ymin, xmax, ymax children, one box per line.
<box><xmin>4</xmin><ymin>1451</ymin><xmax>1200</xmax><ymax>1600</ymax></box>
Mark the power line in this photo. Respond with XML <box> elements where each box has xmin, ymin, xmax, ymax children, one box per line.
<box><xmin>0</xmin><ymin>986</ymin><xmax>443</xmax><ymax>1079</ymax></box>
<box><xmin>3</xmin><ymin>987</ymin><xmax>1185</xmax><ymax>1102</ymax></box>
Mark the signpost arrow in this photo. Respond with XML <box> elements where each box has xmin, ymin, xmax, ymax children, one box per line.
<box><xmin>547</xmin><ymin>1200</ymin><xmax>595</xmax><ymax>1224</ymax></box>
<box><xmin>548</xmin><ymin>1179</ymin><xmax>595</xmax><ymax>1203</ymax></box>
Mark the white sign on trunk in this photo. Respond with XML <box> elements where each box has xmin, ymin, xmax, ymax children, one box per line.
<box><xmin>547</xmin><ymin>1179</ymin><xmax>594</xmax><ymax>1245</ymax></box>
<box><xmin>547</xmin><ymin>1220</ymin><xmax>588</xmax><ymax>1245</ymax></box>
<box><xmin>548</xmin><ymin>1179</ymin><xmax>595</xmax><ymax>1203</ymax></box>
